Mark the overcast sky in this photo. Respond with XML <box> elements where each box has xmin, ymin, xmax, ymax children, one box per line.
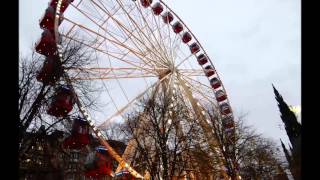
<box><xmin>19</xmin><ymin>0</ymin><xmax>301</xmax><ymax>145</ymax></box>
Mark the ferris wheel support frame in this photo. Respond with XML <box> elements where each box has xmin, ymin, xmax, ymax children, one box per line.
<box><xmin>176</xmin><ymin>75</ymin><xmax>229</xmax><ymax>179</ymax></box>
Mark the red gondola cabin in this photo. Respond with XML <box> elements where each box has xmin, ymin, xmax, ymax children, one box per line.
<box><xmin>35</xmin><ymin>29</ymin><xmax>58</xmax><ymax>56</ymax></box>
<box><xmin>215</xmin><ymin>90</ymin><xmax>227</xmax><ymax>102</ymax></box>
<box><xmin>140</xmin><ymin>0</ymin><xmax>153</xmax><ymax>8</ymax></box>
<box><xmin>182</xmin><ymin>32</ymin><xmax>192</xmax><ymax>43</ymax></box>
<box><xmin>197</xmin><ymin>54</ymin><xmax>208</xmax><ymax>65</ymax></box>
<box><xmin>152</xmin><ymin>3</ymin><xmax>163</xmax><ymax>15</ymax></box>
<box><xmin>63</xmin><ymin>118</ymin><xmax>90</xmax><ymax>149</ymax></box>
<box><xmin>220</xmin><ymin>103</ymin><xmax>231</xmax><ymax>115</ymax></box>
<box><xmin>36</xmin><ymin>55</ymin><xmax>63</xmax><ymax>85</ymax></box>
<box><xmin>162</xmin><ymin>12</ymin><xmax>174</xmax><ymax>24</ymax></box>
<box><xmin>84</xmin><ymin>146</ymin><xmax>113</xmax><ymax>178</ymax></box>
<box><xmin>50</xmin><ymin>0</ymin><xmax>74</xmax><ymax>14</ymax></box>
<box><xmin>172</xmin><ymin>22</ymin><xmax>183</xmax><ymax>33</ymax></box>
<box><xmin>204</xmin><ymin>65</ymin><xmax>215</xmax><ymax>77</ymax></box>
<box><xmin>39</xmin><ymin>6</ymin><xmax>63</xmax><ymax>30</ymax></box>
<box><xmin>222</xmin><ymin>116</ymin><xmax>234</xmax><ymax>129</ymax></box>
<box><xmin>189</xmin><ymin>42</ymin><xmax>200</xmax><ymax>54</ymax></box>
<box><xmin>210</xmin><ymin>77</ymin><xmax>221</xmax><ymax>89</ymax></box>
<box><xmin>47</xmin><ymin>85</ymin><xmax>75</xmax><ymax>117</ymax></box>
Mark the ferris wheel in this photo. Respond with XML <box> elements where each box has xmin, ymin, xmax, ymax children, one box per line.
<box><xmin>34</xmin><ymin>0</ymin><xmax>237</xmax><ymax>179</ymax></box>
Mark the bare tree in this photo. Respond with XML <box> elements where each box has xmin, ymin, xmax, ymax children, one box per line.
<box><xmin>19</xmin><ymin>33</ymin><xmax>100</xmax><ymax>161</ymax></box>
<box><xmin>206</xmin><ymin>109</ymin><xmax>289</xmax><ymax>180</ymax></box>
<box><xmin>119</xmin><ymin>87</ymin><xmax>206</xmax><ymax>180</ymax></box>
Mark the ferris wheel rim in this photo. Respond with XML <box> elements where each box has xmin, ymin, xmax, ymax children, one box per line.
<box><xmin>57</xmin><ymin>0</ymin><xmax>234</xmax><ymax>122</ymax></box>
<box><xmin>51</xmin><ymin>0</ymin><xmax>236</xmax><ymax>178</ymax></box>
<box><xmin>56</xmin><ymin>0</ymin><xmax>236</xmax><ymax>150</ymax></box>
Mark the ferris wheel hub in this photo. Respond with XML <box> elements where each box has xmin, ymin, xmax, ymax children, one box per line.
<box><xmin>158</xmin><ymin>68</ymin><xmax>172</xmax><ymax>79</ymax></box>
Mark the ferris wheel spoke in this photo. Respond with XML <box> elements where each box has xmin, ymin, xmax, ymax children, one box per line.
<box><xmin>115</xmin><ymin>0</ymin><xmax>164</xmax><ymax>54</ymax></box>
<box><xmin>67</xmin><ymin>5</ymin><xmax>165</xmax><ymax>69</ymax></box>
<box><xmin>174</xmin><ymin>44</ymin><xmax>201</xmax><ymax>82</ymax></box>
<box><xmin>62</xmin><ymin>34</ymin><xmax>159</xmax><ymax>75</ymax></box>
<box><xmin>63</xmin><ymin>11</ymin><xmax>146</xmax><ymax>59</ymax></box>
<box><xmin>123</xmin><ymin>18</ymin><xmax>172</xmax><ymax>67</ymax></box>
<box><xmin>132</xmin><ymin>1</ymin><xmax>173</xmax><ymax>64</ymax></box>
<box><xmin>87</xmin><ymin>0</ymin><xmax>171</xmax><ymax>69</ymax></box>
<box><xmin>90</xmin><ymin>0</ymin><xmax>169</xmax><ymax>66</ymax></box>
<box><xmin>71</xmin><ymin>75</ymin><xmax>157</xmax><ymax>81</ymax></box>
<box><xmin>98</xmin><ymin>71</ymin><xmax>172</xmax><ymax>129</ymax></box>
<box><xmin>171</xmin><ymin>36</ymin><xmax>183</xmax><ymax>63</ymax></box>
<box><xmin>149</xmin><ymin>9</ymin><xmax>172</xmax><ymax>63</ymax></box>
<box><xmin>180</xmin><ymin>74</ymin><xmax>213</xmax><ymax>94</ymax></box>
<box><xmin>179</xmin><ymin>74</ymin><xmax>221</xmax><ymax>111</ymax></box>
<box><xmin>178</xmin><ymin>69</ymin><xmax>204</xmax><ymax>77</ymax></box>
<box><xmin>100</xmin><ymin>6</ymin><xmax>122</xmax><ymax>28</ymax></box>
<box><xmin>69</xmin><ymin>67</ymin><xmax>161</xmax><ymax>80</ymax></box>
<box><xmin>175</xmin><ymin>54</ymin><xmax>194</xmax><ymax>68</ymax></box>
<box><xmin>111</xmin><ymin>0</ymin><xmax>170</xmax><ymax>65</ymax></box>
<box><xmin>62</xmin><ymin>35</ymin><xmax>135</xmax><ymax>66</ymax></box>
<box><xmin>81</xmin><ymin>2</ymin><xmax>106</xmax><ymax>24</ymax></box>
<box><xmin>165</xmin><ymin>16</ymin><xmax>175</xmax><ymax>66</ymax></box>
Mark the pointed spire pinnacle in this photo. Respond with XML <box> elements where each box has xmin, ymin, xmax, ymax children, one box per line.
<box><xmin>280</xmin><ymin>139</ymin><xmax>292</xmax><ymax>166</ymax></box>
<box><xmin>273</xmin><ymin>85</ymin><xmax>301</xmax><ymax>150</ymax></box>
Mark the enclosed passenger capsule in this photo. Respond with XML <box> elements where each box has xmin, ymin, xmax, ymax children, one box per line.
<box><xmin>35</xmin><ymin>29</ymin><xmax>59</xmax><ymax>56</ymax></box>
<box><xmin>197</xmin><ymin>54</ymin><xmax>208</xmax><ymax>65</ymax></box>
<box><xmin>39</xmin><ymin>6</ymin><xmax>63</xmax><ymax>30</ymax></box>
<box><xmin>172</xmin><ymin>22</ymin><xmax>183</xmax><ymax>33</ymax></box>
<box><xmin>220</xmin><ymin>103</ymin><xmax>231</xmax><ymax>115</ymax></box>
<box><xmin>152</xmin><ymin>2</ymin><xmax>163</xmax><ymax>15</ymax></box>
<box><xmin>84</xmin><ymin>146</ymin><xmax>113</xmax><ymax>178</ymax></box>
<box><xmin>189</xmin><ymin>42</ymin><xmax>200</xmax><ymax>54</ymax></box>
<box><xmin>36</xmin><ymin>55</ymin><xmax>63</xmax><ymax>85</ymax></box>
<box><xmin>204</xmin><ymin>65</ymin><xmax>215</xmax><ymax>77</ymax></box>
<box><xmin>215</xmin><ymin>89</ymin><xmax>227</xmax><ymax>102</ymax></box>
<box><xmin>47</xmin><ymin>85</ymin><xmax>75</xmax><ymax>117</ymax></box>
<box><xmin>222</xmin><ymin>116</ymin><xmax>234</xmax><ymax>129</ymax></box>
<box><xmin>182</xmin><ymin>32</ymin><xmax>192</xmax><ymax>43</ymax></box>
<box><xmin>140</xmin><ymin>0</ymin><xmax>153</xmax><ymax>8</ymax></box>
<box><xmin>63</xmin><ymin>118</ymin><xmax>90</xmax><ymax>149</ymax></box>
<box><xmin>162</xmin><ymin>12</ymin><xmax>174</xmax><ymax>24</ymax></box>
<box><xmin>50</xmin><ymin>0</ymin><xmax>74</xmax><ymax>14</ymax></box>
<box><xmin>210</xmin><ymin>77</ymin><xmax>221</xmax><ymax>89</ymax></box>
